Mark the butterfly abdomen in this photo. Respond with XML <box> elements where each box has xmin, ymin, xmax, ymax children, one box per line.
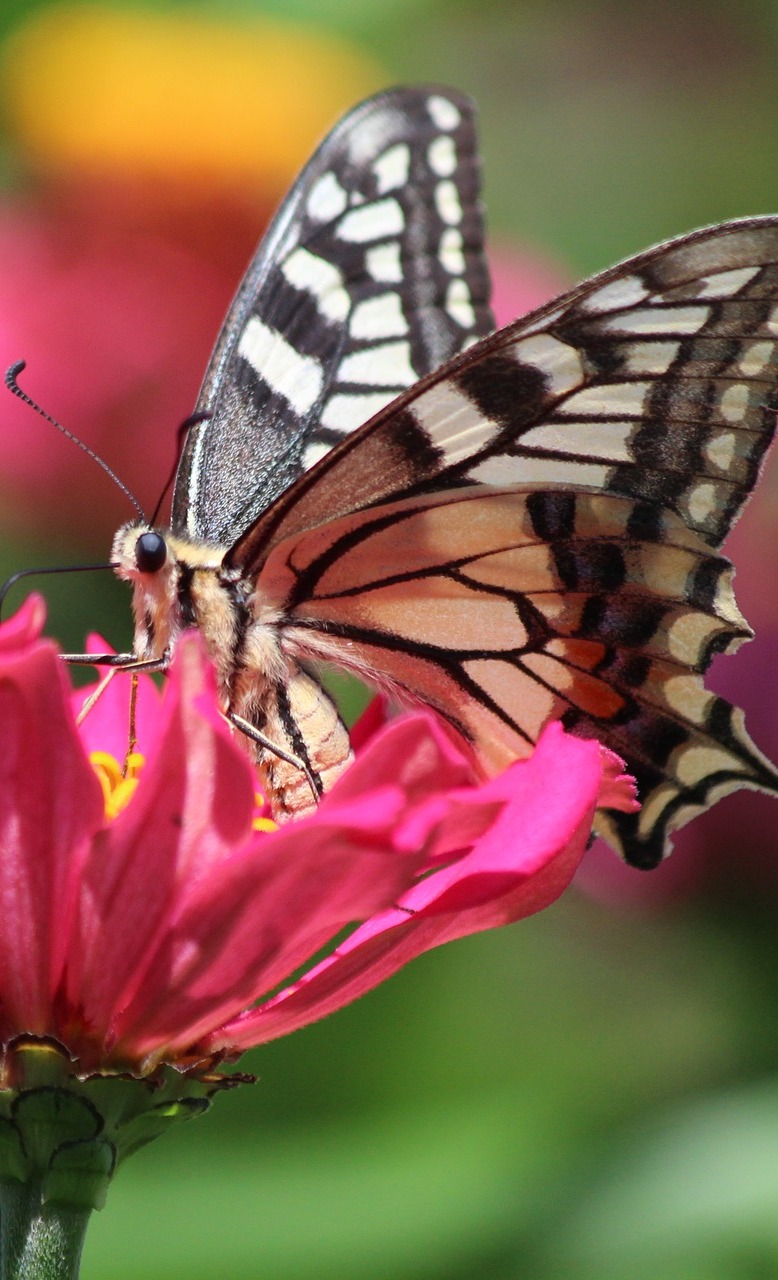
<box><xmin>250</xmin><ymin>664</ymin><xmax>354</xmax><ymax>821</ymax></box>
<box><xmin>222</xmin><ymin>598</ymin><xmax>355</xmax><ymax>819</ymax></box>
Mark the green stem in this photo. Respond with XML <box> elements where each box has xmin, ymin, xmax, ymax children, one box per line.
<box><xmin>0</xmin><ymin>1183</ymin><xmax>91</xmax><ymax>1280</ymax></box>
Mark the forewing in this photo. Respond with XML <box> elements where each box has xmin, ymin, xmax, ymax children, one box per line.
<box><xmin>233</xmin><ymin>216</ymin><xmax>778</xmax><ymax>563</ymax></box>
<box><xmin>172</xmin><ymin>86</ymin><xmax>493</xmax><ymax>545</ymax></box>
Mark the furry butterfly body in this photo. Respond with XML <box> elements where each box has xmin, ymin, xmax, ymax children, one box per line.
<box><xmin>107</xmin><ymin>86</ymin><xmax>778</xmax><ymax>868</ymax></box>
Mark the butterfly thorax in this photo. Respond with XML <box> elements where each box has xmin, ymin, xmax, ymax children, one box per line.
<box><xmin>111</xmin><ymin>521</ymin><xmax>354</xmax><ymax>819</ymax></box>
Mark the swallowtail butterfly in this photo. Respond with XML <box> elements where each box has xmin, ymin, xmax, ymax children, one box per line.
<box><xmin>96</xmin><ymin>86</ymin><xmax>778</xmax><ymax>869</ymax></box>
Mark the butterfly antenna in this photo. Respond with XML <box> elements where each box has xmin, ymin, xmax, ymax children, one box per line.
<box><xmin>149</xmin><ymin>410</ymin><xmax>211</xmax><ymax>526</ymax></box>
<box><xmin>5</xmin><ymin>360</ymin><xmax>146</xmax><ymax>521</ymax></box>
<box><xmin>0</xmin><ymin>562</ymin><xmax>115</xmax><ymax>620</ymax></box>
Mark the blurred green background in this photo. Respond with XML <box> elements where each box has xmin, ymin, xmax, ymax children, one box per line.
<box><xmin>2</xmin><ymin>1</ymin><xmax>778</xmax><ymax>1276</ymax></box>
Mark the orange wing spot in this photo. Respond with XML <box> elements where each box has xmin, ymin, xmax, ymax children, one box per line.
<box><xmin>522</xmin><ymin>652</ymin><xmax>625</xmax><ymax>718</ymax></box>
<box><xmin>546</xmin><ymin>637</ymin><xmax>608</xmax><ymax>671</ymax></box>
<box><xmin>569</xmin><ymin>674</ymin><xmax>625</xmax><ymax>718</ymax></box>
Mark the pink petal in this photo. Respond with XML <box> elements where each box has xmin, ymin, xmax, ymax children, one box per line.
<box><xmin>208</xmin><ymin>723</ymin><xmax>603</xmax><ymax>1050</ymax></box>
<box><xmin>107</xmin><ymin>715</ymin><xmax>480</xmax><ymax>1062</ymax></box>
<box><xmin>0</xmin><ymin>594</ymin><xmax>46</xmax><ymax>653</ymax></box>
<box><xmin>65</xmin><ymin>634</ymin><xmax>255</xmax><ymax>1038</ymax></box>
<box><xmin>321</xmin><ymin>711</ymin><xmax>475</xmax><ymax>820</ymax></box>
<box><xmin>0</xmin><ymin>593</ymin><xmax>640</xmax><ymax>1072</ymax></box>
<box><xmin>0</xmin><ymin>602</ymin><xmax>104</xmax><ymax>1035</ymax></box>
<box><xmin>596</xmin><ymin>744</ymin><xmax>641</xmax><ymax>813</ymax></box>
<box><xmin>348</xmin><ymin>694</ymin><xmax>389</xmax><ymax>751</ymax></box>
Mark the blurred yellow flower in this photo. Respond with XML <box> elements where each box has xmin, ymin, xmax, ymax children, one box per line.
<box><xmin>2</xmin><ymin>3</ymin><xmax>386</xmax><ymax>197</ymax></box>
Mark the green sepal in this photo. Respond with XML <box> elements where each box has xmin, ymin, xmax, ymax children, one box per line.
<box><xmin>0</xmin><ymin>1037</ymin><xmax>253</xmax><ymax>1213</ymax></box>
<box><xmin>12</xmin><ymin>1089</ymin><xmax>102</xmax><ymax>1174</ymax></box>
<box><xmin>44</xmin><ymin>1139</ymin><xmax>116</xmax><ymax>1212</ymax></box>
<box><xmin>113</xmin><ymin>1096</ymin><xmax>210</xmax><ymax>1164</ymax></box>
<box><xmin>0</xmin><ymin>1117</ymin><xmax>28</xmax><ymax>1185</ymax></box>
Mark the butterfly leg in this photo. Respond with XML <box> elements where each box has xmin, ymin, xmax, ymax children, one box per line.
<box><xmin>62</xmin><ymin>652</ymin><xmax>165</xmax><ymax>778</ymax></box>
<box><xmin>75</xmin><ymin>667</ymin><xmax>117</xmax><ymax>724</ymax></box>
<box><xmin>60</xmin><ymin>652</ymin><xmax>169</xmax><ymax>672</ymax></box>
<box><xmin>227</xmin><ymin>711</ymin><xmax>321</xmax><ymax>807</ymax></box>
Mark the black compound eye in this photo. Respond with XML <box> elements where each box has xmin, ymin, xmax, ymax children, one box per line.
<box><xmin>135</xmin><ymin>531</ymin><xmax>167</xmax><ymax>574</ymax></box>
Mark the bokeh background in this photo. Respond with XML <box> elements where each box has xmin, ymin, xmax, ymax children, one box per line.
<box><xmin>2</xmin><ymin>1</ymin><xmax>778</xmax><ymax>1276</ymax></box>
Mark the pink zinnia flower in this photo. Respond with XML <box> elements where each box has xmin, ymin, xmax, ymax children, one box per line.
<box><xmin>0</xmin><ymin>595</ymin><xmax>636</xmax><ymax>1078</ymax></box>
<box><xmin>0</xmin><ymin>594</ymin><xmax>637</xmax><ymax>1266</ymax></box>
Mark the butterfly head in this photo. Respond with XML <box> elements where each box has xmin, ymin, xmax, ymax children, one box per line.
<box><xmin>111</xmin><ymin>521</ymin><xmax>184</xmax><ymax>660</ymax></box>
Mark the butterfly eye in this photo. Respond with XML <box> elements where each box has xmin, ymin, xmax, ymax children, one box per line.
<box><xmin>135</xmin><ymin>531</ymin><xmax>167</xmax><ymax>574</ymax></box>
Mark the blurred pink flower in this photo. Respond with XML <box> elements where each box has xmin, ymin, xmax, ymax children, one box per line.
<box><xmin>490</xmin><ymin>242</ymin><xmax>572</xmax><ymax>327</ymax></box>
<box><xmin>0</xmin><ymin>596</ymin><xmax>635</xmax><ymax>1077</ymax></box>
<box><xmin>0</xmin><ymin>193</ymin><xmax>268</xmax><ymax>543</ymax></box>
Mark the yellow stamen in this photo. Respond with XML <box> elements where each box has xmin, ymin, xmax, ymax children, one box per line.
<box><xmin>89</xmin><ymin>759</ymin><xmax>277</xmax><ymax>829</ymax></box>
<box><xmin>253</xmin><ymin>790</ymin><xmax>278</xmax><ymax>834</ymax></box>
<box><xmin>90</xmin><ymin>750</ymin><xmax>145</xmax><ymax>820</ymax></box>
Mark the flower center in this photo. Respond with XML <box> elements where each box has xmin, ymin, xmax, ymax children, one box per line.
<box><xmin>89</xmin><ymin>753</ymin><xmax>278</xmax><ymax>832</ymax></box>
<box><xmin>90</xmin><ymin>751</ymin><xmax>145</xmax><ymax>820</ymax></box>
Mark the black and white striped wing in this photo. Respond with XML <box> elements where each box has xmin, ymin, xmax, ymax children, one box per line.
<box><xmin>233</xmin><ymin>216</ymin><xmax>778</xmax><ymax>868</ymax></box>
<box><xmin>172</xmin><ymin>86</ymin><xmax>493</xmax><ymax>547</ymax></box>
